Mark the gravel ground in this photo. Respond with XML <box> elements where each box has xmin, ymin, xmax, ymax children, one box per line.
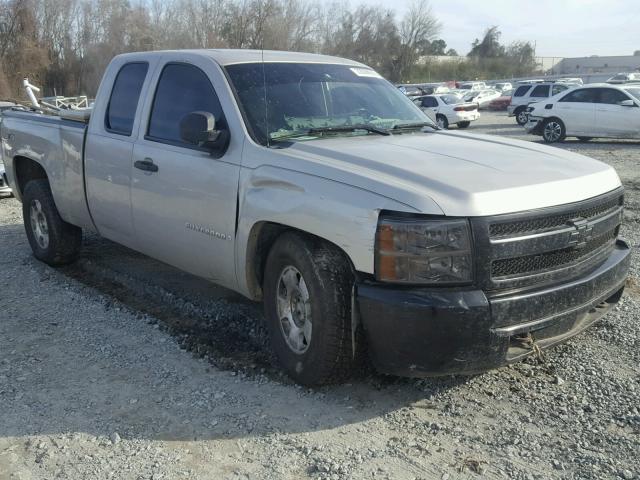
<box><xmin>0</xmin><ymin>112</ymin><xmax>638</xmax><ymax>480</ymax></box>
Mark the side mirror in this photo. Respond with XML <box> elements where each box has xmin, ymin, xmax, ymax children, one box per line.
<box><xmin>179</xmin><ymin>111</ymin><xmax>229</xmax><ymax>152</ymax></box>
<box><xmin>618</xmin><ymin>99</ymin><xmax>636</xmax><ymax>107</ymax></box>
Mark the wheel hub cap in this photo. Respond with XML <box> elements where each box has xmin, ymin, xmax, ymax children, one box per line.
<box><xmin>544</xmin><ymin>122</ymin><xmax>561</xmax><ymax>141</ymax></box>
<box><xmin>276</xmin><ymin>266</ymin><xmax>312</xmax><ymax>354</ymax></box>
<box><xmin>29</xmin><ymin>199</ymin><xmax>49</xmax><ymax>249</ymax></box>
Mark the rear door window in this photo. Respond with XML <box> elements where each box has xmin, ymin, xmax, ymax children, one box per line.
<box><xmin>560</xmin><ymin>89</ymin><xmax>597</xmax><ymax>103</ymax></box>
<box><xmin>422</xmin><ymin>97</ymin><xmax>438</xmax><ymax>108</ymax></box>
<box><xmin>147</xmin><ymin>63</ymin><xmax>226</xmax><ymax>148</ymax></box>
<box><xmin>513</xmin><ymin>85</ymin><xmax>531</xmax><ymax>97</ymax></box>
<box><xmin>596</xmin><ymin>88</ymin><xmax>631</xmax><ymax>104</ymax></box>
<box><xmin>105</xmin><ymin>62</ymin><xmax>149</xmax><ymax>136</ymax></box>
<box><xmin>529</xmin><ymin>85</ymin><xmax>550</xmax><ymax>97</ymax></box>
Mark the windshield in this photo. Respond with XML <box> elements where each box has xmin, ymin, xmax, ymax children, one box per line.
<box><xmin>441</xmin><ymin>94</ymin><xmax>463</xmax><ymax>105</ymax></box>
<box><xmin>624</xmin><ymin>88</ymin><xmax>640</xmax><ymax>101</ymax></box>
<box><xmin>225</xmin><ymin>63</ymin><xmax>431</xmax><ymax>144</ymax></box>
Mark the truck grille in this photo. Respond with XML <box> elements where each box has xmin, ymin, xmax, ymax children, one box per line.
<box><xmin>471</xmin><ymin>188</ymin><xmax>624</xmax><ymax>291</ymax></box>
<box><xmin>489</xmin><ymin>194</ymin><xmax>623</xmax><ymax>238</ymax></box>
<box><xmin>491</xmin><ymin>228</ymin><xmax>618</xmax><ymax>278</ymax></box>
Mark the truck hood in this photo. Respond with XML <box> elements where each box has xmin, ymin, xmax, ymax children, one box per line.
<box><xmin>276</xmin><ymin>131</ymin><xmax>621</xmax><ymax>216</ymax></box>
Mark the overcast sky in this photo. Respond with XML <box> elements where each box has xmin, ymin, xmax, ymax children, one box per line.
<box><xmin>361</xmin><ymin>0</ymin><xmax>639</xmax><ymax>58</ymax></box>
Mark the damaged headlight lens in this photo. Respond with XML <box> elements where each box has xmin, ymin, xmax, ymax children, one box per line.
<box><xmin>375</xmin><ymin>214</ymin><xmax>473</xmax><ymax>284</ymax></box>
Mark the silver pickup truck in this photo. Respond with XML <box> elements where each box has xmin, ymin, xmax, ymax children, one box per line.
<box><xmin>0</xmin><ymin>50</ymin><xmax>630</xmax><ymax>385</ymax></box>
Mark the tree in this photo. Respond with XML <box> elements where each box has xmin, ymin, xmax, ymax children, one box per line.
<box><xmin>393</xmin><ymin>0</ymin><xmax>441</xmax><ymax>81</ymax></box>
<box><xmin>468</xmin><ymin>26</ymin><xmax>504</xmax><ymax>58</ymax></box>
<box><xmin>445</xmin><ymin>48</ymin><xmax>458</xmax><ymax>56</ymax></box>
<box><xmin>420</xmin><ymin>38</ymin><xmax>447</xmax><ymax>55</ymax></box>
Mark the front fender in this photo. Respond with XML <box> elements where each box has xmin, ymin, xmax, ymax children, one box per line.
<box><xmin>235</xmin><ymin>165</ymin><xmax>419</xmax><ymax>299</ymax></box>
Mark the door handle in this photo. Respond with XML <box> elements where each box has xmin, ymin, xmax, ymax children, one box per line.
<box><xmin>134</xmin><ymin>158</ymin><xmax>158</xmax><ymax>173</ymax></box>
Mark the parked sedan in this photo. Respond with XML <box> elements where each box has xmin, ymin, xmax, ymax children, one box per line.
<box><xmin>606</xmin><ymin>72</ymin><xmax>640</xmax><ymax>84</ymax></box>
<box><xmin>413</xmin><ymin>94</ymin><xmax>480</xmax><ymax>129</ymax></box>
<box><xmin>525</xmin><ymin>84</ymin><xmax>640</xmax><ymax>142</ymax></box>
<box><xmin>463</xmin><ymin>89</ymin><xmax>502</xmax><ymax>109</ymax></box>
<box><xmin>487</xmin><ymin>89</ymin><xmax>514</xmax><ymax>111</ymax></box>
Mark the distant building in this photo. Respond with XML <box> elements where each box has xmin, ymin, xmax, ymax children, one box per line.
<box><xmin>551</xmin><ymin>55</ymin><xmax>640</xmax><ymax>75</ymax></box>
<box><xmin>416</xmin><ymin>55</ymin><xmax>467</xmax><ymax>65</ymax></box>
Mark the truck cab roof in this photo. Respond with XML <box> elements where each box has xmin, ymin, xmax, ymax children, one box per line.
<box><xmin>114</xmin><ymin>49</ymin><xmax>366</xmax><ymax>67</ymax></box>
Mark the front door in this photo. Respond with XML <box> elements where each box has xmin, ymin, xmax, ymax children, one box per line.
<box><xmin>130</xmin><ymin>61</ymin><xmax>240</xmax><ymax>288</ymax></box>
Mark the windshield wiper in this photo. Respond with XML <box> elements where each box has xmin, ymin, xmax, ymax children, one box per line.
<box><xmin>392</xmin><ymin>122</ymin><xmax>439</xmax><ymax>132</ymax></box>
<box><xmin>307</xmin><ymin>124</ymin><xmax>390</xmax><ymax>136</ymax></box>
<box><xmin>270</xmin><ymin>123</ymin><xmax>390</xmax><ymax>142</ymax></box>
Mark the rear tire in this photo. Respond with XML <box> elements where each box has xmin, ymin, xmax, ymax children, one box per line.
<box><xmin>457</xmin><ymin>121</ymin><xmax>471</xmax><ymax>129</ymax></box>
<box><xmin>541</xmin><ymin>118</ymin><xmax>566</xmax><ymax>143</ymax></box>
<box><xmin>515</xmin><ymin>108</ymin><xmax>528</xmax><ymax>126</ymax></box>
<box><xmin>22</xmin><ymin>179</ymin><xmax>82</xmax><ymax>266</ymax></box>
<box><xmin>263</xmin><ymin>232</ymin><xmax>357</xmax><ymax>386</ymax></box>
<box><xmin>436</xmin><ymin>114</ymin><xmax>449</xmax><ymax>129</ymax></box>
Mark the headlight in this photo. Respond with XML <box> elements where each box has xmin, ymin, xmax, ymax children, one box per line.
<box><xmin>375</xmin><ymin>214</ymin><xmax>473</xmax><ymax>285</ymax></box>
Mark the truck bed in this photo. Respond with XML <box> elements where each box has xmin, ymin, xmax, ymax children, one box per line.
<box><xmin>1</xmin><ymin>110</ymin><xmax>94</xmax><ymax>230</ymax></box>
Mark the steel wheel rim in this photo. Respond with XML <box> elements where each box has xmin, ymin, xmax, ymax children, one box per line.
<box><xmin>544</xmin><ymin>121</ymin><xmax>562</xmax><ymax>141</ymax></box>
<box><xmin>276</xmin><ymin>265</ymin><xmax>312</xmax><ymax>354</ymax></box>
<box><xmin>30</xmin><ymin>199</ymin><xmax>49</xmax><ymax>249</ymax></box>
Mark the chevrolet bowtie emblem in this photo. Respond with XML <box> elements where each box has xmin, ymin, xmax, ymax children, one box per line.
<box><xmin>566</xmin><ymin>217</ymin><xmax>593</xmax><ymax>250</ymax></box>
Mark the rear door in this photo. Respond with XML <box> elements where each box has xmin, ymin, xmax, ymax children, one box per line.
<box><xmin>554</xmin><ymin>88</ymin><xmax>597</xmax><ymax>135</ymax></box>
<box><xmin>130</xmin><ymin>57</ymin><xmax>241</xmax><ymax>287</ymax></box>
<box><xmin>85</xmin><ymin>60</ymin><xmax>153</xmax><ymax>247</ymax></box>
<box><xmin>594</xmin><ymin>88</ymin><xmax>640</xmax><ymax>137</ymax></box>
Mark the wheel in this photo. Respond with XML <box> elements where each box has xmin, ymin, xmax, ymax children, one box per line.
<box><xmin>515</xmin><ymin>108</ymin><xmax>528</xmax><ymax>126</ymax></box>
<box><xmin>541</xmin><ymin>118</ymin><xmax>566</xmax><ymax>143</ymax></box>
<box><xmin>577</xmin><ymin>137</ymin><xmax>593</xmax><ymax>142</ymax></box>
<box><xmin>263</xmin><ymin>232</ymin><xmax>357</xmax><ymax>385</ymax></box>
<box><xmin>457</xmin><ymin>121</ymin><xmax>471</xmax><ymax>129</ymax></box>
<box><xmin>436</xmin><ymin>114</ymin><xmax>449</xmax><ymax>129</ymax></box>
<box><xmin>22</xmin><ymin>179</ymin><xmax>82</xmax><ymax>266</ymax></box>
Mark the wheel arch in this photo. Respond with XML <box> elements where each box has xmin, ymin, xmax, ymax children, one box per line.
<box><xmin>12</xmin><ymin>155</ymin><xmax>48</xmax><ymax>200</ymax></box>
<box><xmin>243</xmin><ymin>221</ymin><xmax>357</xmax><ymax>301</ymax></box>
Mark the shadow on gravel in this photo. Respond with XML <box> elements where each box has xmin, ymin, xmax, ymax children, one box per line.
<box><xmin>0</xmin><ymin>222</ymin><xmax>473</xmax><ymax>442</ymax></box>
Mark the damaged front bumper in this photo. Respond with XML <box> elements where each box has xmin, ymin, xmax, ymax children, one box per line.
<box><xmin>357</xmin><ymin>239</ymin><xmax>630</xmax><ymax>377</ymax></box>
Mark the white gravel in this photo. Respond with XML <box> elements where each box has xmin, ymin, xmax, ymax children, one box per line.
<box><xmin>0</xmin><ymin>112</ymin><xmax>638</xmax><ymax>480</ymax></box>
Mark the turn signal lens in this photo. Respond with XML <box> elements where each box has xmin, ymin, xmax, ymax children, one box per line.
<box><xmin>375</xmin><ymin>214</ymin><xmax>473</xmax><ymax>284</ymax></box>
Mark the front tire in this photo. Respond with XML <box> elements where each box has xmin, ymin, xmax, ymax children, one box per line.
<box><xmin>263</xmin><ymin>232</ymin><xmax>357</xmax><ymax>386</ymax></box>
<box><xmin>22</xmin><ymin>179</ymin><xmax>82</xmax><ymax>266</ymax></box>
<box><xmin>457</xmin><ymin>121</ymin><xmax>471</xmax><ymax>129</ymax></box>
<box><xmin>541</xmin><ymin>118</ymin><xmax>566</xmax><ymax>143</ymax></box>
<box><xmin>436</xmin><ymin>114</ymin><xmax>449</xmax><ymax>129</ymax></box>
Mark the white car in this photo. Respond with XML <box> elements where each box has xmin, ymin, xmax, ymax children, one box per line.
<box><xmin>525</xmin><ymin>83</ymin><xmax>640</xmax><ymax>142</ymax></box>
<box><xmin>414</xmin><ymin>94</ymin><xmax>480</xmax><ymax>129</ymax></box>
<box><xmin>458</xmin><ymin>81</ymin><xmax>486</xmax><ymax>91</ymax></box>
<box><xmin>0</xmin><ymin>164</ymin><xmax>12</xmax><ymax>196</ymax></box>
<box><xmin>606</xmin><ymin>72</ymin><xmax>640</xmax><ymax>84</ymax></box>
<box><xmin>463</xmin><ymin>89</ymin><xmax>502</xmax><ymax>109</ymax></box>
<box><xmin>493</xmin><ymin>82</ymin><xmax>513</xmax><ymax>92</ymax></box>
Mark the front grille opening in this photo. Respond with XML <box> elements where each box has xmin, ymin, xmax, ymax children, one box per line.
<box><xmin>490</xmin><ymin>194</ymin><xmax>623</xmax><ymax>238</ymax></box>
<box><xmin>491</xmin><ymin>229</ymin><xmax>617</xmax><ymax>278</ymax></box>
